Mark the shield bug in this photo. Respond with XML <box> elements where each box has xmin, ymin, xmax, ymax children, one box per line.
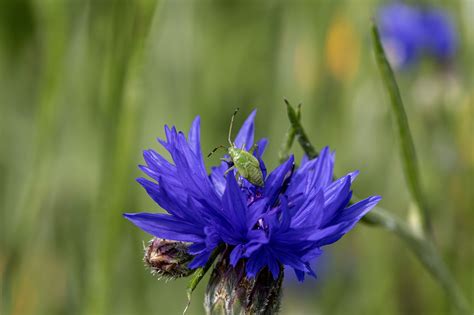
<box><xmin>208</xmin><ymin>108</ymin><xmax>264</xmax><ymax>187</ymax></box>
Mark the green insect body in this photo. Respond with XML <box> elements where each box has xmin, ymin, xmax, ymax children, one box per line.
<box><xmin>208</xmin><ymin>108</ymin><xmax>265</xmax><ymax>187</ymax></box>
<box><xmin>228</xmin><ymin>146</ymin><xmax>264</xmax><ymax>187</ymax></box>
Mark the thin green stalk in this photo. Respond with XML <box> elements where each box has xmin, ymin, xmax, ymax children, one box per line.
<box><xmin>284</xmin><ymin>99</ymin><xmax>318</xmax><ymax>159</ymax></box>
<box><xmin>371</xmin><ymin>23</ymin><xmax>432</xmax><ymax>236</ymax></box>
<box><xmin>284</xmin><ymin>100</ymin><xmax>471</xmax><ymax>314</ymax></box>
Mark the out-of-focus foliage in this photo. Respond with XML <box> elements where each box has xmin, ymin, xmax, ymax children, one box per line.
<box><xmin>0</xmin><ymin>1</ymin><xmax>472</xmax><ymax>314</ymax></box>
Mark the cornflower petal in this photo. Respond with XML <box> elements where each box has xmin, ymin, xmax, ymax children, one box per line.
<box><xmin>264</xmin><ymin>155</ymin><xmax>294</xmax><ymax>207</ymax></box>
<box><xmin>234</xmin><ymin>109</ymin><xmax>256</xmax><ymax>150</ymax></box>
<box><xmin>123</xmin><ymin>213</ymin><xmax>205</xmax><ymax>243</ymax></box>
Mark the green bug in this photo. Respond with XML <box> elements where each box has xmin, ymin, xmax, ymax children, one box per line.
<box><xmin>208</xmin><ymin>108</ymin><xmax>264</xmax><ymax>187</ymax></box>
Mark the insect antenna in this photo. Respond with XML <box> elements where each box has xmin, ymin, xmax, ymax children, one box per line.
<box><xmin>228</xmin><ymin>107</ymin><xmax>239</xmax><ymax>146</ymax></box>
<box><xmin>207</xmin><ymin>145</ymin><xmax>226</xmax><ymax>158</ymax></box>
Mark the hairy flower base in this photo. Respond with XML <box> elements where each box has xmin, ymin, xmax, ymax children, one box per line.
<box><xmin>144</xmin><ymin>238</ymin><xmax>193</xmax><ymax>280</ymax></box>
<box><xmin>205</xmin><ymin>248</ymin><xmax>283</xmax><ymax>315</ymax></box>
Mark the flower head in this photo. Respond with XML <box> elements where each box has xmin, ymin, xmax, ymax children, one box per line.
<box><xmin>124</xmin><ymin>110</ymin><xmax>380</xmax><ymax>281</ymax></box>
<box><xmin>144</xmin><ymin>238</ymin><xmax>193</xmax><ymax>279</ymax></box>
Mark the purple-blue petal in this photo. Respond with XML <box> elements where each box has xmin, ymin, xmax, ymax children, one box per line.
<box><xmin>188</xmin><ymin>250</ymin><xmax>212</xmax><ymax>269</ymax></box>
<box><xmin>123</xmin><ymin>212</ymin><xmax>204</xmax><ymax>243</ymax></box>
<box><xmin>234</xmin><ymin>109</ymin><xmax>256</xmax><ymax>150</ymax></box>
<box><xmin>264</xmin><ymin>155</ymin><xmax>294</xmax><ymax>207</ymax></box>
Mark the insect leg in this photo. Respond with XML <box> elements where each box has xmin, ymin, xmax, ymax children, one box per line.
<box><xmin>207</xmin><ymin>145</ymin><xmax>226</xmax><ymax>158</ymax></box>
<box><xmin>223</xmin><ymin>165</ymin><xmax>235</xmax><ymax>176</ymax></box>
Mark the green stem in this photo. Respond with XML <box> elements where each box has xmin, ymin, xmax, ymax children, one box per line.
<box><xmin>284</xmin><ymin>101</ymin><xmax>471</xmax><ymax>314</ymax></box>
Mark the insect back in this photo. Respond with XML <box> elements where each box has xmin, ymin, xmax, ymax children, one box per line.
<box><xmin>208</xmin><ymin>108</ymin><xmax>264</xmax><ymax>187</ymax></box>
<box><xmin>228</xmin><ymin>146</ymin><xmax>264</xmax><ymax>187</ymax></box>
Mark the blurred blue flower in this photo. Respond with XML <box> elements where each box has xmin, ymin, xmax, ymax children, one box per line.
<box><xmin>124</xmin><ymin>111</ymin><xmax>381</xmax><ymax>281</ymax></box>
<box><xmin>378</xmin><ymin>3</ymin><xmax>424</xmax><ymax>68</ymax></box>
<box><xmin>378</xmin><ymin>3</ymin><xmax>458</xmax><ymax>69</ymax></box>
<box><xmin>420</xmin><ymin>8</ymin><xmax>458</xmax><ymax>60</ymax></box>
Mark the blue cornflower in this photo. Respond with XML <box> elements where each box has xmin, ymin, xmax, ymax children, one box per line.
<box><xmin>378</xmin><ymin>3</ymin><xmax>457</xmax><ymax>69</ymax></box>
<box><xmin>124</xmin><ymin>111</ymin><xmax>380</xmax><ymax>281</ymax></box>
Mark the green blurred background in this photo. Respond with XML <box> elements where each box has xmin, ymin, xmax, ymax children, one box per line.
<box><xmin>1</xmin><ymin>0</ymin><xmax>472</xmax><ymax>314</ymax></box>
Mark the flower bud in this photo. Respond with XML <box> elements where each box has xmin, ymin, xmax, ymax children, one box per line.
<box><xmin>144</xmin><ymin>238</ymin><xmax>193</xmax><ymax>280</ymax></box>
<box><xmin>204</xmin><ymin>249</ymin><xmax>283</xmax><ymax>314</ymax></box>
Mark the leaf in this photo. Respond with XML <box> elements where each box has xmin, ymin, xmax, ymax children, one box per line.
<box><xmin>279</xmin><ymin>101</ymin><xmax>301</xmax><ymax>163</ymax></box>
<box><xmin>371</xmin><ymin>23</ymin><xmax>431</xmax><ymax>234</ymax></box>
